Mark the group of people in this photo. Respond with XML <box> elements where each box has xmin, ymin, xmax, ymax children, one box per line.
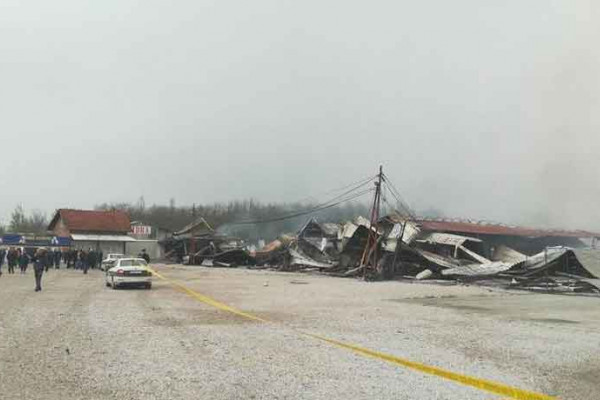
<box><xmin>63</xmin><ymin>249</ymin><xmax>104</xmax><ymax>273</ymax></box>
<box><xmin>0</xmin><ymin>247</ymin><xmax>58</xmax><ymax>291</ymax></box>
<box><xmin>0</xmin><ymin>248</ymin><xmax>99</xmax><ymax>274</ymax></box>
<box><xmin>0</xmin><ymin>248</ymin><xmax>31</xmax><ymax>274</ymax></box>
<box><xmin>0</xmin><ymin>247</ymin><xmax>107</xmax><ymax>291</ymax></box>
<box><xmin>1</xmin><ymin>247</ymin><xmax>151</xmax><ymax>292</ymax></box>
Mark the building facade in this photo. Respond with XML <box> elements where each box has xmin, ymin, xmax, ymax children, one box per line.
<box><xmin>48</xmin><ymin>209</ymin><xmax>135</xmax><ymax>254</ymax></box>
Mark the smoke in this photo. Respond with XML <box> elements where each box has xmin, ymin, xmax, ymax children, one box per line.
<box><xmin>521</xmin><ymin>39</ymin><xmax>600</xmax><ymax>230</ymax></box>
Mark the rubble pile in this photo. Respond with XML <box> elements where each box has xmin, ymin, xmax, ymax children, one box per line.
<box><xmin>163</xmin><ymin>215</ymin><xmax>600</xmax><ymax>295</ymax></box>
<box><xmin>161</xmin><ymin>217</ymin><xmax>253</xmax><ymax>267</ymax></box>
<box><xmin>251</xmin><ymin>216</ymin><xmax>600</xmax><ymax>295</ymax></box>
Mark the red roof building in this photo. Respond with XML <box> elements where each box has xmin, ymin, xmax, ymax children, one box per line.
<box><xmin>48</xmin><ymin>209</ymin><xmax>135</xmax><ymax>253</ymax></box>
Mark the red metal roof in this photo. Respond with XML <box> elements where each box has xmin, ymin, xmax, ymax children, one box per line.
<box><xmin>414</xmin><ymin>219</ymin><xmax>600</xmax><ymax>239</ymax></box>
<box><xmin>49</xmin><ymin>209</ymin><xmax>131</xmax><ymax>233</ymax></box>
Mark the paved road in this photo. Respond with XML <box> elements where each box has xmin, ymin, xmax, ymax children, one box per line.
<box><xmin>0</xmin><ymin>266</ymin><xmax>598</xmax><ymax>399</ymax></box>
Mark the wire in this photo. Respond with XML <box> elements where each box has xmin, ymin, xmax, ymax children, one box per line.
<box><xmin>383</xmin><ymin>175</ymin><xmax>412</xmax><ymax>214</ymax></box>
<box><xmin>381</xmin><ymin>173</ymin><xmax>416</xmax><ymax>219</ymax></box>
<box><xmin>226</xmin><ymin>184</ymin><xmax>375</xmax><ymax>225</ymax></box>
<box><xmin>292</xmin><ymin>174</ymin><xmax>377</xmax><ymax>204</ymax></box>
<box><xmin>220</xmin><ymin>170</ymin><xmax>414</xmax><ymax>226</ymax></box>
<box><xmin>228</xmin><ymin>188</ymin><xmax>375</xmax><ymax>225</ymax></box>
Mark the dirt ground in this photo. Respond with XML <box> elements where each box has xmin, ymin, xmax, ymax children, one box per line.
<box><xmin>0</xmin><ymin>265</ymin><xmax>598</xmax><ymax>399</ymax></box>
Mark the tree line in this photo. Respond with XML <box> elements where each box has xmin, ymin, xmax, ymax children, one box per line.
<box><xmin>0</xmin><ymin>199</ymin><xmax>372</xmax><ymax>241</ymax></box>
<box><xmin>96</xmin><ymin>197</ymin><xmax>370</xmax><ymax>241</ymax></box>
<box><xmin>0</xmin><ymin>205</ymin><xmax>50</xmax><ymax>235</ymax></box>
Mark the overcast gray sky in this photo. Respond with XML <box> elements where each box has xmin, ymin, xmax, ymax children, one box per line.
<box><xmin>0</xmin><ymin>0</ymin><xmax>598</xmax><ymax>229</ymax></box>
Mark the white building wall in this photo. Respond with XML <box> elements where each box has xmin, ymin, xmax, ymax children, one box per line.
<box><xmin>125</xmin><ymin>240</ymin><xmax>161</xmax><ymax>260</ymax></box>
<box><xmin>72</xmin><ymin>241</ymin><xmax>126</xmax><ymax>255</ymax></box>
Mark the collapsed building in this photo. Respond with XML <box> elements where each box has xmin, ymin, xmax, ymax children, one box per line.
<box><xmin>251</xmin><ymin>216</ymin><xmax>600</xmax><ymax>295</ymax></box>
<box><xmin>160</xmin><ymin>217</ymin><xmax>251</xmax><ymax>266</ymax></box>
<box><xmin>160</xmin><ymin>212</ymin><xmax>600</xmax><ymax>295</ymax></box>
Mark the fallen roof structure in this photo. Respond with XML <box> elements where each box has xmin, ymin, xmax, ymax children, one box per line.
<box><xmin>413</xmin><ymin>218</ymin><xmax>600</xmax><ymax>239</ymax></box>
<box><xmin>246</xmin><ymin>214</ymin><xmax>600</xmax><ymax>296</ymax></box>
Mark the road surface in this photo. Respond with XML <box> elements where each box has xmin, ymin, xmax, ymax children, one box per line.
<box><xmin>0</xmin><ymin>266</ymin><xmax>598</xmax><ymax>399</ymax></box>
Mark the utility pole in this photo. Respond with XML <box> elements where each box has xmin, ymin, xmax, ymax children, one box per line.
<box><xmin>360</xmin><ymin>165</ymin><xmax>383</xmax><ymax>278</ymax></box>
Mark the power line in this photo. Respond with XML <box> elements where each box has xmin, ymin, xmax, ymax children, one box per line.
<box><xmin>292</xmin><ymin>174</ymin><xmax>377</xmax><ymax>204</ymax></box>
<box><xmin>225</xmin><ymin>184</ymin><xmax>375</xmax><ymax>226</ymax></box>
<box><xmin>381</xmin><ymin>173</ymin><xmax>416</xmax><ymax>219</ymax></box>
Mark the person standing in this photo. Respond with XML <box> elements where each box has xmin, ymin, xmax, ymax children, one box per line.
<box><xmin>54</xmin><ymin>249</ymin><xmax>61</xmax><ymax>269</ymax></box>
<box><xmin>81</xmin><ymin>249</ymin><xmax>89</xmax><ymax>274</ymax></box>
<box><xmin>75</xmin><ymin>249</ymin><xmax>83</xmax><ymax>270</ymax></box>
<box><xmin>44</xmin><ymin>249</ymin><xmax>53</xmax><ymax>272</ymax></box>
<box><xmin>0</xmin><ymin>248</ymin><xmax>5</xmax><ymax>276</ymax></box>
<box><xmin>33</xmin><ymin>248</ymin><xmax>46</xmax><ymax>292</ymax></box>
<box><xmin>19</xmin><ymin>250</ymin><xmax>29</xmax><ymax>273</ymax></box>
<box><xmin>67</xmin><ymin>249</ymin><xmax>75</xmax><ymax>269</ymax></box>
<box><xmin>87</xmin><ymin>250</ymin><xmax>96</xmax><ymax>270</ymax></box>
<box><xmin>7</xmin><ymin>248</ymin><xmax>17</xmax><ymax>274</ymax></box>
<box><xmin>139</xmin><ymin>249</ymin><xmax>150</xmax><ymax>264</ymax></box>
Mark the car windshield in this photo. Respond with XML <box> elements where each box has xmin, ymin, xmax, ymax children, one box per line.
<box><xmin>119</xmin><ymin>259</ymin><xmax>147</xmax><ymax>267</ymax></box>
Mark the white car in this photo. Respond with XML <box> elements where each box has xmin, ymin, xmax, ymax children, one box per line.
<box><xmin>105</xmin><ymin>258</ymin><xmax>152</xmax><ymax>289</ymax></box>
<box><xmin>101</xmin><ymin>253</ymin><xmax>125</xmax><ymax>271</ymax></box>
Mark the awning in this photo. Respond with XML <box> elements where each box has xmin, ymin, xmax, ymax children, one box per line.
<box><xmin>71</xmin><ymin>234</ymin><xmax>136</xmax><ymax>242</ymax></box>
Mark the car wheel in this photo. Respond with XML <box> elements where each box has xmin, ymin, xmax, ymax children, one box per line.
<box><xmin>105</xmin><ymin>281</ymin><xmax>110</xmax><ymax>287</ymax></box>
<box><xmin>145</xmin><ymin>283</ymin><xmax>152</xmax><ymax>290</ymax></box>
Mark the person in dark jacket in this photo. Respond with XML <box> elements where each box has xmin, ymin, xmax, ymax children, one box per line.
<box><xmin>0</xmin><ymin>248</ymin><xmax>5</xmax><ymax>276</ymax></box>
<box><xmin>75</xmin><ymin>249</ymin><xmax>83</xmax><ymax>270</ymax></box>
<box><xmin>139</xmin><ymin>249</ymin><xmax>150</xmax><ymax>263</ymax></box>
<box><xmin>33</xmin><ymin>248</ymin><xmax>46</xmax><ymax>292</ymax></box>
<box><xmin>54</xmin><ymin>250</ymin><xmax>61</xmax><ymax>269</ymax></box>
<box><xmin>81</xmin><ymin>250</ymin><xmax>89</xmax><ymax>274</ymax></box>
<box><xmin>67</xmin><ymin>250</ymin><xmax>76</xmax><ymax>269</ymax></box>
<box><xmin>7</xmin><ymin>248</ymin><xmax>17</xmax><ymax>274</ymax></box>
<box><xmin>87</xmin><ymin>250</ymin><xmax>97</xmax><ymax>270</ymax></box>
<box><xmin>44</xmin><ymin>249</ymin><xmax>53</xmax><ymax>272</ymax></box>
<box><xmin>19</xmin><ymin>250</ymin><xmax>29</xmax><ymax>273</ymax></box>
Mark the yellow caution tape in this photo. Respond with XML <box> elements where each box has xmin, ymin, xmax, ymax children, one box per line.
<box><xmin>149</xmin><ymin>268</ymin><xmax>556</xmax><ymax>400</ymax></box>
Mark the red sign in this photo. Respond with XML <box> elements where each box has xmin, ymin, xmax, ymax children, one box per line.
<box><xmin>131</xmin><ymin>225</ymin><xmax>152</xmax><ymax>236</ymax></box>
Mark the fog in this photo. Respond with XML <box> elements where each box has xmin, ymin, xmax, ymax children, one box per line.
<box><xmin>0</xmin><ymin>1</ymin><xmax>598</xmax><ymax>229</ymax></box>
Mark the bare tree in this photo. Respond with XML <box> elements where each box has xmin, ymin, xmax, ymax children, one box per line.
<box><xmin>29</xmin><ymin>210</ymin><xmax>48</xmax><ymax>233</ymax></box>
<box><xmin>9</xmin><ymin>205</ymin><xmax>26</xmax><ymax>232</ymax></box>
<box><xmin>8</xmin><ymin>206</ymin><xmax>49</xmax><ymax>234</ymax></box>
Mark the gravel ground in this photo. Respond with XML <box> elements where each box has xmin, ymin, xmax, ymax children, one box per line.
<box><xmin>0</xmin><ymin>266</ymin><xmax>598</xmax><ymax>399</ymax></box>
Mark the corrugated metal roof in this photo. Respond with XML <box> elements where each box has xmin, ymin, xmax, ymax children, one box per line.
<box><xmin>49</xmin><ymin>209</ymin><xmax>131</xmax><ymax>233</ymax></box>
<box><xmin>414</xmin><ymin>218</ymin><xmax>600</xmax><ymax>238</ymax></box>
<box><xmin>416</xmin><ymin>232</ymin><xmax>482</xmax><ymax>246</ymax></box>
<box><xmin>572</xmin><ymin>248</ymin><xmax>600</xmax><ymax>279</ymax></box>
<box><xmin>522</xmin><ymin>247</ymin><xmax>568</xmax><ymax>270</ymax></box>
<box><xmin>415</xmin><ymin>249</ymin><xmax>461</xmax><ymax>269</ymax></box>
<box><xmin>320</xmin><ymin>223</ymin><xmax>342</xmax><ymax>237</ymax></box>
<box><xmin>174</xmin><ymin>217</ymin><xmax>213</xmax><ymax>236</ymax></box>
<box><xmin>289</xmin><ymin>248</ymin><xmax>337</xmax><ymax>269</ymax></box>
<box><xmin>441</xmin><ymin>261</ymin><xmax>515</xmax><ymax>277</ymax></box>
<box><xmin>490</xmin><ymin>245</ymin><xmax>527</xmax><ymax>264</ymax></box>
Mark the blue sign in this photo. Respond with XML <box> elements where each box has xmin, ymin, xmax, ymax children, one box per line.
<box><xmin>51</xmin><ymin>236</ymin><xmax>71</xmax><ymax>246</ymax></box>
<box><xmin>0</xmin><ymin>235</ymin><xmax>71</xmax><ymax>247</ymax></box>
<box><xmin>1</xmin><ymin>234</ymin><xmax>24</xmax><ymax>245</ymax></box>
